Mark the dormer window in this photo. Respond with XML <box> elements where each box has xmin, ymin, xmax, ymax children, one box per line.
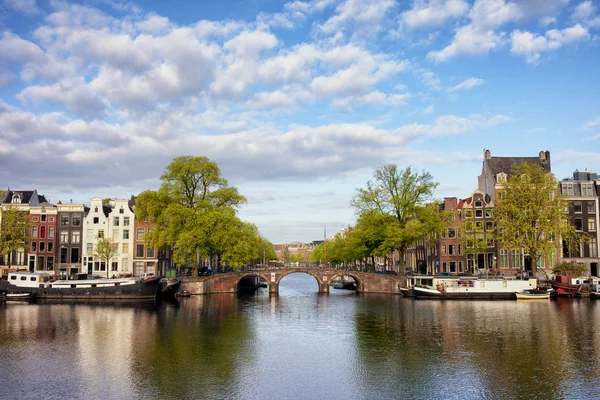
<box><xmin>474</xmin><ymin>199</ymin><xmax>483</xmax><ymax>208</ymax></box>
<box><xmin>11</xmin><ymin>193</ymin><xmax>22</xmax><ymax>203</ymax></box>
<box><xmin>119</xmin><ymin>207</ymin><xmax>124</xmax><ymax>214</ymax></box>
<box><xmin>94</xmin><ymin>206</ymin><xmax>99</xmax><ymax>212</ymax></box>
<box><xmin>497</xmin><ymin>173</ymin><xmax>507</xmax><ymax>184</ymax></box>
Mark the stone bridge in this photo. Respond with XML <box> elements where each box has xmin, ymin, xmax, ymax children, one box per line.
<box><xmin>180</xmin><ymin>268</ymin><xmax>403</xmax><ymax>295</ymax></box>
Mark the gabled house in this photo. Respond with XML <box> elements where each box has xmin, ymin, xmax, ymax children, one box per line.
<box><xmin>559</xmin><ymin>170</ymin><xmax>600</xmax><ymax>276</ymax></box>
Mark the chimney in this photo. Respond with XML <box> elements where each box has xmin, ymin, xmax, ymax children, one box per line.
<box><xmin>484</xmin><ymin>149</ymin><xmax>491</xmax><ymax>159</ymax></box>
<box><xmin>539</xmin><ymin>151</ymin><xmax>545</xmax><ymax>160</ymax></box>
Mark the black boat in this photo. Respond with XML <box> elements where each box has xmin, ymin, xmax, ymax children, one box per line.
<box><xmin>159</xmin><ymin>278</ymin><xmax>182</xmax><ymax>300</ymax></box>
<box><xmin>0</xmin><ymin>272</ymin><xmax>161</xmax><ymax>300</ymax></box>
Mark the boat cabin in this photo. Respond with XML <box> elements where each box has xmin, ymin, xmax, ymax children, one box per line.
<box><xmin>7</xmin><ymin>272</ymin><xmax>52</xmax><ymax>288</ymax></box>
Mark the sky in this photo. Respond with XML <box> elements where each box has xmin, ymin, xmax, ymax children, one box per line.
<box><xmin>0</xmin><ymin>0</ymin><xmax>599</xmax><ymax>244</ymax></box>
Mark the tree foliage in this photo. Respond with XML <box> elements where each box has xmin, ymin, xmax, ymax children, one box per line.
<box><xmin>351</xmin><ymin>165</ymin><xmax>445</xmax><ymax>276</ymax></box>
<box><xmin>94</xmin><ymin>237</ymin><xmax>119</xmax><ymax>278</ymax></box>
<box><xmin>135</xmin><ymin>156</ymin><xmax>271</xmax><ymax>274</ymax></box>
<box><xmin>0</xmin><ymin>206</ymin><xmax>30</xmax><ymax>267</ymax></box>
<box><xmin>552</xmin><ymin>261</ymin><xmax>588</xmax><ymax>278</ymax></box>
<box><xmin>493</xmin><ymin>162</ymin><xmax>577</xmax><ymax>274</ymax></box>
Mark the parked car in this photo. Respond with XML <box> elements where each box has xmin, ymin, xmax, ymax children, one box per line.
<box><xmin>199</xmin><ymin>266</ymin><xmax>212</xmax><ymax>276</ymax></box>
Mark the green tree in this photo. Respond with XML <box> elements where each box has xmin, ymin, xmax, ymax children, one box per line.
<box><xmin>0</xmin><ymin>206</ymin><xmax>30</xmax><ymax>267</ymax></box>
<box><xmin>493</xmin><ymin>162</ymin><xmax>577</xmax><ymax>275</ymax></box>
<box><xmin>460</xmin><ymin>217</ymin><xmax>494</xmax><ymax>274</ymax></box>
<box><xmin>352</xmin><ymin>165</ymin><xmax>445</xmax><ymax>277</ymax></box>
<box><xmin>135</xmin><ymin>156</ymin><xmax>247</xmax><ymax>276</ymax></box>
<box><xmin>94</xmin><ymin>237</ymin><xmax>119</xmax><ymax>278</ymax></box>
<box><xmin>552</xmin><ymin>261</ymin><xmax>587</xmax><ymax>278</ymax></box>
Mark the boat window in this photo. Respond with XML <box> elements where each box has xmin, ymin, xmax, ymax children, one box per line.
<box><xmin>115</xmin><ymin>283</ymin><xmax>120</xmax><ymax>286</ymax></box>
<box><xmin>30</xmin><ymin>277</ymin><xmax>37</xmax><ymax>281</ymax></box>
<box><xmin>92</xmin><ymin>284</ymin><xmax>97</xmax><ymax>288</ymax></box>
<box><xmin>21</xmin><ymin>276</ymin><xmax>27</xmax><ymax>281</ymax></box>
<box><xmin>10</xmin><ymin>276</ymin><xmax>16</xmax><ymax>280</ymax></box>
<box><xmin>71</xmin><ymin>284</ymin><xmax>76</xmax><ymax>288</ymax></box>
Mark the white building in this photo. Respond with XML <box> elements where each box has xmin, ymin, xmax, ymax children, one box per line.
<box><xmin>107</xmin><ymin>199</ymin><xmax>134</xmax><ymax>276</ymax></box>
<box><xmin>82</xmin><ymin>197</ymin><xmax>111</xmax><ymax>276</ymax></box>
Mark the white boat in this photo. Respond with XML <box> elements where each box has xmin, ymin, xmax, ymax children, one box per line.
<box><xmin>413</xmin><ymin>276</ymin><xmax>538</xmax><ymax>299</ymax></box>
<box><xmin>6</xmin><ymin>292</ymin><xmax>35</xmax><ymax>301</ymax></box>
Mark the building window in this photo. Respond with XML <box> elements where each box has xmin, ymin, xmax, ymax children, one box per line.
<box><xmin>581</xmin><ymin>183</ymin><xmax>594</xmax><ymax>196</ymax></box>
<box><xmin>448</xmin><ymin>245</ymin><xmax>455</xmax><ymax>256</ymax></box>
<box><xmin>561</xmin><ymin>182</ymin><xmax>575</xmax><ymax>196</ymax></box>
<box><xmin>589</xmin><ymin>218</ymin><xmax>596</xmax><ymax>231</ymax></box>
<box><xmin>574</xmin><ymin>202</ymin><xmax>582</xmax><ymax>213</ymax></box>
<box><xmin>87</xmin><ymin>243</ymin><xmax>93</xmax><ymax>253</ymax></box>
<box><xmin>123</xmin><ymin>243</ymin><xmax>129</xmax><ymax>254</ymax></box>
<box><xmin>40</xmin><ymin>226</ymin><xmax>46</xmax><ymax>239</ymax></box>
<box><xmin>32</xmin><ymin>226</ymin><xmax>38</xmax><ymax>238</ymax></box>
<box><xmin>449</xmin><ymin>261</ymin><xmax>456</xmax><ymax>273</ymax></box>
<box><xmin>485</xmin><ymin>209</ymin><xmax>492</xmax><ymax>218</ymax></box>
<box><xmin>448</xmin><ymin>228</ymin><xmax>456</xmax><ymax>238</ymax></box>
<box><xmin>47</xmin><ymin>256</ymin><xmax>54</xmax><ymax>271</ymax></box>
<box><xmin>574</xmin><ymin>218</ymin><xmax>583</xmax><ymax>231</ymax></box>
<box><xmin>122</xmin><ymin>258</ymin><xmax>129</xmax><ymax>271</ymax></box>
<box><xmin>112</xmin><ymin>261</ymin><xmax>118</xmax><ymax>271</ymax></box>
<box><xmin>137</xmin><ymin>228</ymin><xmax>145</xmax><ymax>240</ymax></box>
<box><xmin>72</xmin><ymin>231</ymin><xmax>80</xmax><ymax>244</ymax></box>
<box><xmin>464</xmin><ymin>209</ymin><xmax>473</xmax><ymax>218</ymax></box>
<box><xmin>49</xmin><ymin>217</ymin><xmax>54</xmax><ymax>222</ymax></box>
<box><xmin>588</xmin><ymin>202</ymin><xmax>596</xmax><ymax>213</ymax></box>
<box><xmin>136</xmin><ymin>244</ymin><xmax>145</xmax><ymax>258</ymax></box>
<box><xmin>474</xmin><ymin>200</ymin><xmax>483</xmax><ymax>207</ymax></box>
<box><xmin>60</xmin><ymin>231</ymin><xmax>69</xmax><ymax>243</ymax></box>
<box><xmin>591</xmin><ymin>237</ymin><xmax>598</xmax><ymax>258</ymax></box>
<box><xmin>60</xmin><ymin>215</ymin><xmax>69</xmax><ymax>226</ymax></box>
<box><xmin>48</xmin><ymin>226</ymin><xmax>54</xmax><ymax>239</ymax></box>
<box><xmin>146</xmin><ymin>247</ymin><xmax>155</xmax><ymax>258</ymax></box>
<box><xmin>498</xmin><ymin>191</ymin><xmax>506</xmax><ymax>200</ymax></box>
<box><xmin>485</xmin><ymin>221</ymin><xmax>494</xmax><ymax>231</ymax></box>
<box><xmin>123</xmin><ymin>217</ymin><xmax>130</xmax><ymax>226</ymax></box>
<box><xmin>500</xmin><ymin>249</ymin><xmax>508</xmax><ymax>268</ymax></box>
<box><xmin>31</xmin><ymin>242</ymin><xmax>37</xmax><ymax>251</ymax></box>
<box><xmin>39</xmin><ymin>242</ymin><xmax>45</xmax><ymax>252</ymax></box>
<box><xmin>441</xmin><ymin>245</ymin><xmax>447</xmax><ymax>256</ymax></box>
<box><xmin>458</xmin><ymin>262</ymin><xmax>463</xmax><ymax>273</ymax></box>
<box><xmin>497</xmin><ymin>173</ymin><xmax>507</xmax><ymax>183</ymax></box>
<box><xmin>37</xmin><ymin>256</ymin><xmax>45</xmax><ymax>270</ymax></box>
<box><xmin>113</xmin><ymin>229</ymin><xmax>119</xmax><ymax>241</ymax></box>
<box><xmin>41</xmin><ymin>215</ymin><xmax>47</xmax><ymax>222</ymax></box>
<box><xmin>32</xmin><ymin>216</ymin><xmax>39</xmax><ymax>222</ymax></box>
<box><xmin>467</xmin><ymin>254</ymin><xmax>475</xmax><ymax>271</ymax></box>
<box><xmin>123</xmin><ymin>229</ymin><xmax>129</xmax><ymax>239</ymax></box>
<box><xmin>135</xmin><ymin>261</ymin><xmax>144</xmax><ymax>275</ymax></box>
<box><xmin>458</xmin><ymin>244</ymin><xmax>463</xmax><ymax>255</ymax></box>
<box><xmin>98</xmin><ymin>230</ymin><xmax>104</xmax><ymax>239</ymax></box>
<box><xmin>475</xmin><ymin>209</ymin><xmax>483</xmax><ymax>218</ymax></box>
<box><xmin>48</xmin><ymin>242</ymin><xmax>53</xmax><ymax>252</ymax></box>
<box><xmin>70</xmin><ymin>248</ymin><xmax>79</xmax><ymax>264</ymax></box>
<box><xmin>511</xmin><ymin>250</ymin><xmax>521</xmax><ymax>268</ymax></box>
<box><xmin>61</xmin><ymin>247</ymin><xmax>68</xmax><ymax>264</ymax></box>
<box><xmin>113</xmin><ymin>217</ymin><xmax>120</xmax><ymax>226</ymax></box>
<box><xmin>119</xmin><ymin>207</ymin><xmax>124</xmax><ymax>214</ymax></box>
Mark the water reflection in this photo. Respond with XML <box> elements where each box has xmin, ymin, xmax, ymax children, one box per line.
<box><xmin>1</xmin><ymin>275</ymin><xmax>599</xmax><ymax>400</ymax></box>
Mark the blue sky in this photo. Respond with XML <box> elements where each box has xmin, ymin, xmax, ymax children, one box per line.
<box><xmin>1</xmin><ymin>0</ymin><xmax>599</xmax><ymax>244</ymax></box>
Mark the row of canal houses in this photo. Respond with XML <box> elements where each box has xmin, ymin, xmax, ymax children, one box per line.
<box><xmin>0</xmin><ymin>194</ymin><xmax>170</xmax><ymax>278</ymax></box>
<box><xmin>400</xmin><ymin>149</ymin><xmax>600</xmax><ymax>278</ymax></box>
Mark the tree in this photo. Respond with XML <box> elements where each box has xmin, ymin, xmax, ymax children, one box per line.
<box><xmin>493</xmin><ymin>162</ymin><xmax>577</xmax><ymax>275</ymax></box>
<box><xmin>135</xmin><ymin>156</ymin><xmax>248</xmax><ymax>276</ymax></box>
<box><xmin>94</xmin><ymin>237</ymin><xmax>119</xmax><ymax>278</ymax></box>
<box><xmin>552</xmin><ymin>261</ymin><xmax>588</xmax><ymax>278</ymax></box>
<box><xmin>0</xmin><ymin>206</ymin><xmax>30</xmax><ymax>268</ymax></box>
<box><xmin>351</xmin><ymin>165</ymin><xmax>445</xmax><ymax>277</ymax></box>
<box><xmin>460</xmin><ymin>218</ymin><xmax>495</xmax><ymax>274</ymax></box>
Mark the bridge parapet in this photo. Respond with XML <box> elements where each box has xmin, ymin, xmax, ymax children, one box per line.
<box><xmin>181</xmin><ymin>268</ymin><xmax>402</xmax><ymax>295</ymax></box>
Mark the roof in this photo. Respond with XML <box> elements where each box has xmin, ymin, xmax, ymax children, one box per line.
<box><xmin>1</xmin><ymin>190</ymin><xmax>47</xmax><ymax>205</ymax></box>
<box><xmin>486</xmin><ymin>156</ymin><xmax>550</xmax><ymax>176</ymax></box>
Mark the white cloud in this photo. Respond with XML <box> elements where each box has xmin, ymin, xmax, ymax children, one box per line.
<box><xmin>332</xmin><ymin>91</ymin><xmax>411</xmax><ymax>109</ymax></box>
<box><xmin>3</xmin><ymin>0</ymin><xmax>38</xmax><ymax>14</ymax></box>
<box><xmin>401</xmin><ymin>0</ymin><xmax>469</xmax><ymax>29</ymax></box>
<box><xmin>582</xmin><ymin>117</ymin><xmax>600</xmax><ymax>130</ymax></box>
<box><xmin>510</xmin><ymin>24</ymin><xmax>590</xmax><ymax>63</ymax></box>
<box><xmin>447</xmin><ymin>77</ymin><xmax>485</xmax><ymax>92</ymax></box>
<box><xmin>318</xmin><ymin>0</ymin><xmax>395</xmax><ymax>38</ymax></box>
<box><xmin>428</xmin><ymin>25</ymin><xmax>503</xmax><ymax>62</ymax></box>
<box><xmin>571</xmin><ymin>1</ymin><xmax>595</xmax><ymax>21</ymax></box>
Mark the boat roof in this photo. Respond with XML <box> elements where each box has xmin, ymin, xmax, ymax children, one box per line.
<box><xmin>8</xmin><ymin>271</ymin><xmax>51</xmax><ymax>277</ymax></box>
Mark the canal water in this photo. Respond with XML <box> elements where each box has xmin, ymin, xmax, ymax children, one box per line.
<box><xmin>1</xmin><ymin>273</ymin><xmax>600</xmax><ymax>400</ymax></box>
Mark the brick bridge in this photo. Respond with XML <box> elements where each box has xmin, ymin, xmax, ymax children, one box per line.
<box><xmin>181</xmin><ymin>268</ymin><xmax>403</xmax><ymax>295</ymax></box>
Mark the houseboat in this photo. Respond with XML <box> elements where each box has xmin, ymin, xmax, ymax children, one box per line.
<box><xmin>0</xmin><ymin>272</ymin><xmax>161</xmax><ymax>300</ymax></box>
<box><xmin>412</xmin><ymin>276</ymin><xmax>538</xmax><ymax>299</ymax></box>
<box><xmin>400</xmin><ymin>275</ymin><xmax>435</xmax><ymax>297</ymax></box>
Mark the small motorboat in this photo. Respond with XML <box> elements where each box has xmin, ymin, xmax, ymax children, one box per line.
<box><xmin>515</xmin><ymin>289</ymin><xmax>551</xmax><ymax>300</ymax></box>
<box><xmin>6</xmin><ymin>292</ymin><xmax>35</xmax><ymax>301</ymax></box>
<box><xmin>176</xmin><ymin>290</ymin><xmax>191</xmax><ymax>297</ymax></box>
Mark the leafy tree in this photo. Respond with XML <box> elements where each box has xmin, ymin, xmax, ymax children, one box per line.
<box><xmin>352</xmin><ymin>165</ymin><xmax>445</xmax><ymax>277</ymax></box>
<box><xmin>0</xmin><ymin>190</ymin><xmax>6</xmax><ymax>202</ymax></box>
<box><xmin>135</xmin><ymin>156</ymin><xmax>248</xmax><ymax>276</ymax></box>
<box><xmin>0</xmin><ymin>206</ymin><xmax>30</xmax><ymax>267</ymax></box>
<box><xmin>493</xmin><ymin>162</ymin><xmax>577</xmax><ymax>275</ymax></box>
<box><xmin>94</xmin><ymin>237</ymin><xmax>119</xmax><ymax>278</ymax></box>
<box><xmin>460</xmin><ymin>217</ymin><xmax>494</xmax><ymax>274</ymax></box>
<box><xmin>552</xmin><ymin>261</ymin><xmax>588</xmax><ymax>278</ymax></box>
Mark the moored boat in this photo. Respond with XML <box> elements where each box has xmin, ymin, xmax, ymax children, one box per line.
<box><xmin>6</xmin><ymin>292</ymin><xmax>36</xmax><ymax>301</ymax></box>
<box><xmin>515</xmin><ymin>289</ymin><xmax>551</xmax><ymax>300</ymax></box>
<box><xmin>414</xmin><ymin>276</ymin><xmax>538</xmax><ymax>299</ymax></box>
<box><xmin>160</xmin><ymin>278</ymin><xmax>182</xmax><ymax>300</ymax></box>
<box><xmin>0</xmin><ymin>272</ymin><xmax>161</xmax><ymax>300</ymax></box>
